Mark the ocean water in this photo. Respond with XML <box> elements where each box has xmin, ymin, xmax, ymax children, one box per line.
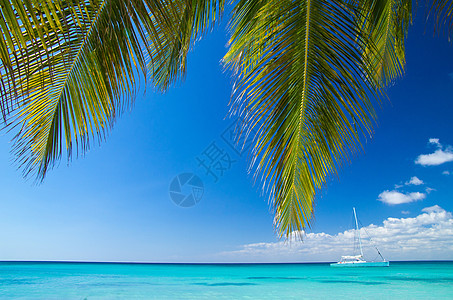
<box><xmin>0</xmin><ymin>261</ymin><xmax>452</xmax><ymax>299</ymax></box>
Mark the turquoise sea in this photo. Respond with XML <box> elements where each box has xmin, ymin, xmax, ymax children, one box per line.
<box><xmin>0</xmin><ymin>261</ymin><xmax>452</xmax><ymax>299</ymax></box>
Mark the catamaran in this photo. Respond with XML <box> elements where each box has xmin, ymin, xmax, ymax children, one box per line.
<box><xmin>330</xmin><ymin>208</ymin><xmax>389</xmax><ymax>267</ymax></box>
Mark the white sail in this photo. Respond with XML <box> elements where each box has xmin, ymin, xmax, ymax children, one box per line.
<box><xmin>353</xmin><ymin>207</ymin><xmax>364</xmax><ymax>257</ymax></box>
<box><xmin>330</xmin><ymin>208</ymin><xmax>389</xmax><ymax>267</ymax></box>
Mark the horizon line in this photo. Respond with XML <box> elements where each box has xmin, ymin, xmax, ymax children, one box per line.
<box><xmin>1</xmin><ymin>260</ymin><xmax>452</xmax><ymax>265</ymax></box>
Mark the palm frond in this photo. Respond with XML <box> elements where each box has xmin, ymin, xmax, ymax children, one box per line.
<box><xmin>359</xmin><ymin>0</ymin><xmax>412</xmax><ymax>86</ymax></box>
<box><xmin>429</xmin><ymin>0</ymin><xmax>453</xmax><ymax>39</ymax></box>
<box><xmin>224</xmin><ymin>0</ymin><xmax>381</xmax><ymax>238</ymax></box>
<box><xmin>149</xmin><ymin>0</ymin><xmax>225</xmax><ymax>90</ymax></box>
<box><xmin>0</xmin><ymin>0</ymin><xmax>223</xmax><ymax>180</ymax></box>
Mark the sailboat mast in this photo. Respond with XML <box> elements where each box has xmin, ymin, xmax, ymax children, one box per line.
<box><xmin>353</xmin><ymin>207</ymin><xmax>364</xmax><ymax>257</ymax></box>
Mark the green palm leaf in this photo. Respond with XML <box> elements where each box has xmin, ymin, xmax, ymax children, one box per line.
<box><xmin>359</xmin><ymin>0</ymin><xmax>412</xmax><ymax>86</ymax></box>
<box><xmin>0</xmin><ymin>0</ymin><xmax>223</xmax><ymax>180</ymax></box>
<box><xmin>224</xmin><ymin>0</ymin><xmax>381</xmax><ymax>237</ymax></box>
<box><xmin>149</xmin><ymin>0</ymin><xmax>224</xmax><ymax>90</ymax></box>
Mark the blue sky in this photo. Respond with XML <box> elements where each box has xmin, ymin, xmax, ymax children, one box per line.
<box><xmin>0</xmin><ymin>10</ymin><xmax>452</xmax><ymax>263</ymax></box>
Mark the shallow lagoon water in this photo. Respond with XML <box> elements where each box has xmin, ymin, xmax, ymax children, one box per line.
<box><xmin>0</xmin><ymin>261</ymin><xmax>452</xmax><ymax>299</ymax></box>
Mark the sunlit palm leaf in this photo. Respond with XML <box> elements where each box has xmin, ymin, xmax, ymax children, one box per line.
<box><xmin>0</xmin><ymin>0</ymin><xmax>223</xmax><ymax>180</ymax></box>
<box><xmin>224</xmin><ymin>0</ymin><xmax>381</xmax><ymax>237</ymax></box>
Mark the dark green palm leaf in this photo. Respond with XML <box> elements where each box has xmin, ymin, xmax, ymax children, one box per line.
<box><xmin>359</xmin><ymin>0</ymin><xmax>412</xmax><ymax>86</ymax></box>
<box><xmin>429</xmin><ymin>0</ymin><xmax>453</xmax><ymax>39</ymax></box>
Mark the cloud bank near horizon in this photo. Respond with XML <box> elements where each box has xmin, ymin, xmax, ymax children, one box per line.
<box><xmin>220</xmin><ymin>205</ymin><xmax>453</xmax><ymax>262</ymax></box>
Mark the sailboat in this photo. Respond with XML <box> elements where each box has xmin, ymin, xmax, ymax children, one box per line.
<box><xmin>330</xmin><ymin>208</ymin><xmax>389</xmax><ymax>267</ymax></box>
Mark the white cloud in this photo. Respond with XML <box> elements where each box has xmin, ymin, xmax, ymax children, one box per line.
<box><xmin>401</xmin><ymin>210</ymin><xmax>410</xmax><ymax>215</ymax></box>
<box><xmin>220</xmin><ymin>206</ymin><xmax>453</xmax><ymax>262</ymax></box>
<box><xmin>378</xmin><ymin>190</ymin><xmax>426</xmax><ymax>205</ymax></box>
<box><xmin>405</xmin><ymin>176</ymin><xmax>423</xmax><ymax>186</ymax></box>
<box><xmin>416</xmin><ymin>149</ymin><xmax>453</xmax><ymax>166</ymax></box>
<box><xmin>443</xmin><ymin>170</ymin><xmax>450</xmax><ymax>175</ymax></box>
<box><xmin>425</xmin><ymin>187</ymin><xmax>435</xmax><ymax>194</ymax></box>
<box><xmin>415</xmin><ymin>139</ymin><xmax>453</xmax><ymax>166</ymax></box>
<box><xmin>429</xmin><ymin>138</ymin><xmax>441</xmax><ymax>146</ymax></box>
<box><xmin>422</xmin><ymin>205</ymin><xmax>443</xmax><ymax>213</ymax></box>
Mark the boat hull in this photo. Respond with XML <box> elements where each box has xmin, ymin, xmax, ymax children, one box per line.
<box><xmin>330</xmin><ymin>261</ymin><xmax>389</xmax><ymax>267</ymax></box>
